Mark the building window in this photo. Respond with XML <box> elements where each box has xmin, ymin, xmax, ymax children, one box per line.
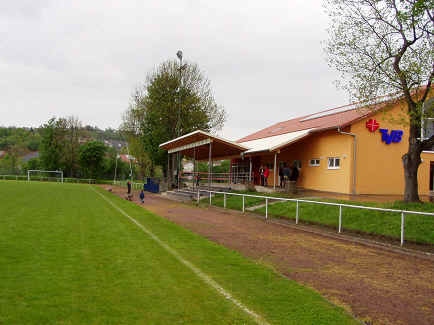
<box><xmin>309</xmin><ymin>158</ymin><xmax>320</xmax><ymax>167</ymax></box>
<box><xmin>328</xmin><ymin>157</ymin><xmax>340</xmax><ymax>169</ymax></box>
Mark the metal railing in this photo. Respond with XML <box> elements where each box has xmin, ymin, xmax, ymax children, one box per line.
<box><xmin>179</xmin><ymin>171</ymin><xmax>252</xmax><ymax>185</ymax></box>
<box><xmin>0</xmin><ymin>175</ymin><xmax>28</xmax><ymax>181</ymax></box>
<box><xmin>0</xmin><ymin>174</ymin><xmax>96</xmax><ymax>183</ymax></box>
<box><xmin>192</xmin><ymin>189</ymin><xmax>434</xmax><ymax>247</ymax></box>
<box><xmin>63</xmin><ymin>178</ymin><xmax>96</xmax><ymax>184</ymax></box>
<box><xmin>113</xmin><ymin>180</ymin><xmax>143</xmax><ymax>190</ymax></box>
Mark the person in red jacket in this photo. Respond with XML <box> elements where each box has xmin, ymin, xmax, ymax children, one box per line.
<box><xmin>263</xmin><ymin>166</ymin><xmax>270</xmax><ymax>187</ymax></box>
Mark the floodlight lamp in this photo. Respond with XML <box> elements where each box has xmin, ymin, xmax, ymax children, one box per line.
<box><xmin>176</xmin><ymin>50</ymin><xmax>183</xmax><ymax>60</ymax></box>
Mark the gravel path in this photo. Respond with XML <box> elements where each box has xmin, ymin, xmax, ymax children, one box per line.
<box><xmin>104</xmin><ymin>186</ymin><xmax>434</xmax><ymax>325</ymax></box>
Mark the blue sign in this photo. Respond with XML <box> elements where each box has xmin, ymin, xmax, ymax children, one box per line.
<box><xmin>379</xmin><ymin>129</ymin><xmax>403</xmax><ymax>144</ymax></box>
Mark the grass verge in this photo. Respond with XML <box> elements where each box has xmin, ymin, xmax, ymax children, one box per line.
<box><xmin>0</xmin><ymin>181</ymin><xmax>357</xmax><ymax>324</ymax></box>
<box><xmin>204</xmin><ymin>191</ymin><xmax>434</xmax><ymax>244</ymax></box>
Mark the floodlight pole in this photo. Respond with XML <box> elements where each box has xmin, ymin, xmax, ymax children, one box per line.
<box><xmin>113</xmin><ymin>154</ymin><xmax>118</xmax><ymax>185</ymax></box>
<box><xmin>126</xmin><ymin>145</ymin><xmax>133</xmax><ymax>182</ymax></box>
<box><xmin>176</xmin><ymin>50</ymin><xmax>183</xmax><ymax>190</ymax></box>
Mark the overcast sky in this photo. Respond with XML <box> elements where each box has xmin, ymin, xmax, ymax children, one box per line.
<box><xmin>0</xmin><ymin>0</ymin><xmax>349</xmax><ymax>140</ymax></box>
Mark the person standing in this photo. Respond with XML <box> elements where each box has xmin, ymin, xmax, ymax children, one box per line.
<box><xmin>289</xmin><ymin>162</ymin><xmax>299</xmax><ymax>194</ymax></box>
<box><xmin>283</xmin><ymin>163</ymin><xmax>290</xmax><ymax>190</ymax></box>
<box><xmin>263</xmin><ymin>166</ymin><xmax>270</xmax><ymax>187</ymax></box>
<box><xmin>127</xmin><ymin>180</ymin><xmax>132</xmax><ymax>200</ymax></box>
<box><xmin>195</xmin><ymin>173</ymin><xmax>201</xmax><ymax>188</ymax></box>
<box><xmin>139</xmin><ymin>189</ymin><xmax>145</xmax><ymax>203</ymax></box>
<box><xmin>259</xmin><ymin>165</ymin><xmax>265</xmax><ymax>186</ymax></box>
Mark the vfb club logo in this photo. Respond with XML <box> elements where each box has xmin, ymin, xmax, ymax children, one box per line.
<box><xmin>365</xmin><ymin>119</ymin><xmax>403</xmax><ymax>144</ymax></box>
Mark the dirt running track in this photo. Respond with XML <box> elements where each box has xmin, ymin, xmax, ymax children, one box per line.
<box><xmin>104</xmin><ymin>186</ymin><xmax>434</xmax><ymax>325</ymax></box>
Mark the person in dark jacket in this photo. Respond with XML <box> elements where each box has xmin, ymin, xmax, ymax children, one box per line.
<box><xmin>126</xmin><ymin>181</ymin><xmax>132</xmax><ymax>200</ymax></box>
<box><xmin>289</xmin><ymin>164</ymin><xmax>299</xmax><ymax>182</ymax></box>
<box><xmin>139</xmin><ymin>189</ymin><xmax>145</xmax><ymax>203</ymax></box>
<box><xmin>282</xmin><ymin>163</ymin><xmax>290</xmax><ymax>189</ymax></box>
<box><xmin>279</xmin><ymin>165</ymin><xmax>284</xmax><ymax>188</ymax></box>
<box><xmin>259</xmin><ymin>166</ymin><xmax>265</xmax><ymax>186</ymax></box>
<box><xmin>289</xmin><ymin>162</ymin><xmax>299</xmax><ymax>193</ymax></box>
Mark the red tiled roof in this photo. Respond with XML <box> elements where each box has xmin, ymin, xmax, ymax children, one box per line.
<box><xmin>237</xmin><ymin>99</ymin><xmax>392</xmax><ymax>143</ymax></box>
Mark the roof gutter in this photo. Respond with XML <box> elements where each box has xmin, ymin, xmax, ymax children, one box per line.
<box><xmin>337</xmin><ymin>127</ymin><xmax>357</xmax><ymax>195</ymax></box>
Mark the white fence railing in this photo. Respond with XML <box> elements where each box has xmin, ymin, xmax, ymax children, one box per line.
<box><xmin>0</xmin><ymin>175</ymin><xmax>27</xmax><ymax>181</ymax></box>
<box><xmin>113</xmin><ymin>180</ymin><xmax>143</xmax><ymax>190</ymax></box>
<box><xmin>0</xmin><ymin>175</ymin><xmax>96</xmax><ymax>183</ymax></box>
<box><xmin>186</xmin><ymin>189</ymin><xmax>434</xmax><ymax>247</ymax></box>
<box><xmin>180</xmin><ymin>171</ymin><xmax>252</xmax><ymax>185</ymax></box>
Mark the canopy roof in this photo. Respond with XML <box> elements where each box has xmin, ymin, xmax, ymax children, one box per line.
<box><xmin>159</xmin><ymin>130</ymin><xmax>248</xmax><ymax>160</ymax></box>
<box><xmin>240</xmin><ymin>129</ymin><xmax>314</xmax><ymax>154</ymax></box>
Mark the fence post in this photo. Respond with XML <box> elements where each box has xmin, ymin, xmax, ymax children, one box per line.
<box><xmin>338</xmin><ymin>205</ymin><xmax>342</xmax><ymax>233</ymax></box>
<box><xmin>224</xmin><ymin>193</ymin><xmax>226</xmax><ymax>209</ymax></box>
<box><xmin>401</xmin><ymin>211</ymin><xmax>405</xmax><ymax>246</ymax></box>
<box><xmin>242</xmin><ymin>195</ymin><xmax>245</xmax><ymax>213</ymax></box>
<box><xmin>265</xmin><ymin>198</ymin><xmax>268</xmax><ymax>220</ymax></box>
<box><xmin>209</xmin><ymin>192</ymin><xmax>212</xmax><ymax>206</ymax></box>
<box><xmin>296</xmin><ymin>200</ymin><xmax>299</xmax><ymax>224</ymax></box>
<box><xmin>197</xmin><ymin>189</ymin><xmax>200</xmax><ymax>205</ymax></box>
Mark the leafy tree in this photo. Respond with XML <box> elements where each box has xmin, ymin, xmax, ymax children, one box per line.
<box><xmin>120</xmin><ymin>100</ymin><xmax>152</xmax><ymax>179</ymax></box>
<box><xmin>0</xmin><ymin>153</ymin><xmax>18</xmax><ymax>174</ymax></box>
<box><xmin>79</xmin><ymin>141</ymin><xmax>107</xmax><ymax>179</ymax></box>
<box><xmin>39</xmin><ymin>118</ymin><xmax>66</xmax><ymax>172</ymax></box>
<box><xmin>63</xmin><ymin>116</ymin><xmax>82</xmax><ymax>177</ymax></box>
<box><xmin>325</xmin><ymin>0</ymin><xmax>433</xmax><ymax>202</ymax></box>
<box><xmin>122</xmin><ymin>59</ymin><xmax>226</xmax><ymax>176</ymax></box>
<box><xmin>39</xmin><ymin>117</ymin><xmax>84</xmax><ymax>177</ymax></box>
<box><xmin>22</xmin><ymin>157</ymin><xmax>41</xmax><ymax>172</ymax></box>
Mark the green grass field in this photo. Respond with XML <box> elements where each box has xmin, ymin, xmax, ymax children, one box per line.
<box><xmin>206</xmin><ymin>192</ymin><xmax>434</xmax><ymax>244</ymax></box>
<box><xmin>0</xmin><ymin>181</ymin><xmax>357</xmax><ymax>324</ymax></box>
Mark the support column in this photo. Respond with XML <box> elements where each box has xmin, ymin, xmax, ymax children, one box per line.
<box><xmin>249</xmin><ymin>157</ymin><xmax>252</xmax><ymax>183</ymax></box>
<box><xmin>193</xmin><ymin>147</ymin><xmax>196</xmax><ymax>190</ymax></box>
<box><xmin>167</xmin><ymin>153</ymin><xmax>170</xmax><ymax>189</ymax></box>
<box><xmin>208</xmin><ymin>141</ymin><xmax>212</xmax><ymax>190</ymax></box>
<box><xmin>273</xmin><ymin>152</ymin><xmax>277</xmax><ymax>190</ymax></box>
<box><xmin>177</xmin><ymin>152</ymin><xmax>180</xmax><ymax>190</ymax></box>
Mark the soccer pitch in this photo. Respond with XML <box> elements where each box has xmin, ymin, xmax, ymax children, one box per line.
<box><xmin>0</xmin><ymin>181</ymin><xmax>357</xmax><ymax>324</ymax></box>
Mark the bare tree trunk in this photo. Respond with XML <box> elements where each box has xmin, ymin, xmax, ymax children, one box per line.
<box><xmin>402</xmin><ymin>123</ymin><xmax>422</xmax><ymax>202</ymax></box>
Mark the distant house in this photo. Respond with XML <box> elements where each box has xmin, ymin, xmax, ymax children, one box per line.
<box><xmin>104</xmin><ymin>139</ymin><xmax>127</xmax><ymax>151</ymax></box>
<box><xmin>119</xmin><ymin>154</ymin><xmax>136</xmax><ymax>163</ymax></box>
<box><xmin>21</xmin><ymin>151</ymin><xmax>39</xmax><ymax>162</ymax></box>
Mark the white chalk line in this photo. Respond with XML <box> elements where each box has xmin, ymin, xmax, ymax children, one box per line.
<box><xmin>91</xmin><ymin>187</ymin><xmax>270</xmax><ymax>325</ymax></box>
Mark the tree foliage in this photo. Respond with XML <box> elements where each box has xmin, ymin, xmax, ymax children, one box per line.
<box><xmin>122</xmin><ymin>59</ymin><xmax>226</xmax><ymax>175</ymax></box>
<box><xmin>0</xmin><ymin>121</ymin><xmax>125</xmax><ymax>178</ymax></box>
<box><xmin>39</xmin><ymin>118</ymin><xmax>65</xmax><ymax>172</ymax></box>
<box><xmin>325</xmin><ymin>0</ymin><xmax>433</xmax><ymax>201</ymax></box>
<box><xmin>79</xmin><ymin>141</ymin><xmax>107</xmax><ymax>179</ymax></box>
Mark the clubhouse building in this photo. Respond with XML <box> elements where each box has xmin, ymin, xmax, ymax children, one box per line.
<box><xmin>160</xmin><ymin>94</ymin><xmax>434</xmax><ymax>196</ymax></box>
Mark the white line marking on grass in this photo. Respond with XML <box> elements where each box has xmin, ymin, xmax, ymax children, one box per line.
<box><xmin>91</xmin><ymin>187</ymin><xmax>270</xmax><ymax>325</ymax></box>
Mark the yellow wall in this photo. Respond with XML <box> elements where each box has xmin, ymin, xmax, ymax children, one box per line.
<box><xmin>259</xmin><ymin>131</ymin><xmax>354</xmax><ymax>193</ymax></box>
<box><xmin>419</xmin><ymin>152</ymin><xmax>432</xmax><ymax>196</ymax></box>
<box><xmin>352</xmin><ymin>103</ymin><xmax>433</xmax><ymax>195</ymax></box>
